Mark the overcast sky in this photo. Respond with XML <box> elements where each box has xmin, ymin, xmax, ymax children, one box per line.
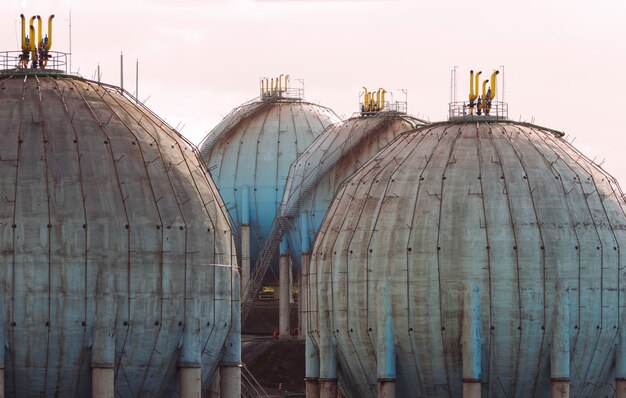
<box><xmin>3</xmin><ymin>0</ymin><xmax>626</xmax><ymax>186</ymax></box>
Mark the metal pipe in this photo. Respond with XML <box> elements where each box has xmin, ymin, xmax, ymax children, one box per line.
<box><xmin>285</xmin><ymin>74</ymin><xmax>290</xmax><ymax>90</ymax></box>
<box><xmin>481</xmin><ymin>80</ymin><xmax>489</xmax><ymax>100</ymax></box>
<box><xmin>279</xmin><ymin>236</ymin><xmax>290</xmax><ymax>338</ymax></box>
<box><xmin>376</xmin><ymin>89</ymin><xmax>381</xmax><ymax>111</ymax></box>
<box><xmin>36</xmin><ymin>16</ymin><xmax>42</xmax><ymax>50</ymax></box>
<box><xmin>279</xmin><ymin>74</ymin><xmax>284</xmax><ymax>92</ymax></box>
<box><xmin>469</xmin><ymin>70</ymin><xmax>476</xmax><ymax>101</ymax></box>
<box><xmin>362</xmin><ymin>87</ymin><xmax>369</xmax><ymax>112</ymax></box>
<box><xmin>45</xmin><ymin>15</ymin><xmax>54</xmax><ymax>50</ymax></box>
<box><xmin>462</xmin><ymin>282</ymin><xmax>481</xmax><ymax>398</ymax></box>
<box><xmin>381</xmin><ymin>89</ymin><xmax>385</xmax><ymax>110</ymax></box>
<box><xmin>20</xmin><ymin>14</ymin><xmax>26</xmax><ymax>50</ymax></box>
<box><xmin>489</xmin><ymin>70</ymin><xmax>499</xmax><ymax>100</ymax></box>
<box><xmin>29</xmin><ymin>24</ymin><xmax>36</xmax><ymax>56</ymax></box>
<box><xmin>474</xmin><ymin>71</ymin><xmax>482</xmax><ymax>102</ymax></box>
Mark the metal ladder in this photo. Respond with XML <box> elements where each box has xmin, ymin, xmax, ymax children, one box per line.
<box><xmin>241</xmin><ymin>216</ymin><xmax>290</xmax><ymax>326</ymax></box>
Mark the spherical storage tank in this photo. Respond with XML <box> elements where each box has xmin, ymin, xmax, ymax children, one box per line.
<box><xmin>281</xmin><ymin>107</ymin><xmax>428</xmax><ymax>270</ymax></box>
<box><xmin>308</xmin><ymin>118</ymin><xmax>626</xmax><ymax>397</ymax></box>
<box><xmin>0</xmin><ymin>71</ymin><xmax>238</xmax><ymax>396</ymax></box>
<box><xmin>199</xmin><ymin>77</ymin><xmax>340</xmax><ymax>281</ymax></box>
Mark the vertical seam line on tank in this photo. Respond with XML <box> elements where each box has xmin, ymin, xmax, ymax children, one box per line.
<box><xmin>93</xmin><ymin>82</ymin><xmax>193</xmax><ymax>393</ymax></box>
<box><xmin>474</xmin><ymin>122</ymin><xmax>493</xmax><ymax>392</ymax></box>
<box><xmin>361</xmin><ymin>132</ymin><xmax>416</xmax><ymax>394</ymax></box>
<box><xmin>69</xmin><ymin>79</ymin><xmax>134</xmax><ymax>391</ymax></box>
<box><xmin>522</xmin><ymin>126</ymin><xmax>590</xmax><ymax>389</ymax></box>
<box><xmin>506</xmin><ymin>124</ymin><xmax>547</xmax><ymax>396</ymax></box>
<box><xmin>434</xmin><ymin>124</ymin><xmax>463</xmax><ymax>397</ymax></box>
<box><xmin>52</xmin><ymin>76</ymin><xmax>90</xmax><ymax>396</ymax></box>
<box><xmin>8</xmin><ymin>74</ymin><xmax>25</xmax><ymax>391</ymax></box>
<box><xmin>532</xmin><ymin>127</ymin><xmax>608</xmax><ymax>393</ymax></box>
<box><xmin>252</xmin><ymin>106</ymin><xmax>271</xmax><ymax>256</ymax></box>
<box><xmin>324</xmin><ymin>163</ymin><xmax>371</xmax><ymax>390</ymax></box>
<box><xmin>403</xmin><ymin>125</ymin><xmax>439</xmax><ymax>398</ymax></box>
<box><xmin>88</xmin><ymin>80</ymin><xmax>168</xmax><ymax>393</ymax></box>
<box><xmin>34</xmin><ymin>75</ymin><xmax>52</xmax><ymax>396</ymax></box>
<box><xmin>485</xmin><ymin>122</ymin><xmax>522</xmax><ymax>396</ymax></box>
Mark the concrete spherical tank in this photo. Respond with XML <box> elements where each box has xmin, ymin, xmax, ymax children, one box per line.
<box><xmin>0</xmin><ymin>73</ymin><xmax>239</xmax><ymax>397</ymax></box>
<box><xmin>199</xmin><ymin>91</ymin><xmax>340</xmax><ymax>278</ymax></box>
<box><xmin>307</xmin><ymin>120</ymin><xmax>626</xmax><ymax>397</ymax></box>
<box><xmin>281</xmin><ymin>112</ymin><xmax>428</xmax><ymax>270</ymax></box>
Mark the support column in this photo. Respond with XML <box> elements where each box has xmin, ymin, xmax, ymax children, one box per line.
<box><xmin>180</xmin><ymin>293</ymin><xmax>201</xmax><ymax>398</ymax></box>
<box><xmin>241</xmin><ymin>186</ymin><xmax>250</xmax><ymax>299</ymax></box>
<box><xmin>319</xmin><ymin>276</ymin><xmax>337</xmax><ymax>398</ymax></box>
<box><xmin>93</xmin><ymin>273</ymin><xmax>116</xmax><ymax>398</ymax></box>
<box><xmin>304</xmin><ymin>245</ymin><xmax>319</xmax><ymax>397</ymax></box>
<box><xmin>299</xmin><ymin>212</ymin><xmax>310</xmax><ymax>339</ymax></box>
<box><xmin>180</xmin><ymin>367</ymin><xmax>201</xmax><ymax>398</ymax></box>
<box><xmin>279</xmin><ymin>235</ymin><xmax>291</xmax><ymax>338</ymax></box>
<box><xmin>221</xmin><ymin>267</ymin><xmax>242</xmax><ymax>398</ymax></box>
<box><xmin>377</xmin><ymin>280</ymin><xmax>395</xmax><ymax>398</ymax></box>
<box><xmin>0</xmin><ymin>293</ymin><xmax>5</xmax><ymax>398</ymax></box>
<box><xmin>551</xmin><ymin>284</ymin><xmax>570</xmax><ymax>398</ymax></box>
<box><xmin>462</xmin><ymin>282</ymin><xmax>481</xmax><ymax>398</ymax></box>
<box><xmin>617</xmin><ymin>325</ymin><xmax>626</xmax><ymax>398</ymax></box>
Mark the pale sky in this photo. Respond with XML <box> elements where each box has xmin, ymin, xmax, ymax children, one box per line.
<box><xmin>3</xmin><ymin>0</ymin><xmax>626</xmax><ymax>187</ymax></box>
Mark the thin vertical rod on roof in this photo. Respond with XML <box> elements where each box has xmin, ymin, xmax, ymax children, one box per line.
<box><xmin>120</xmin><ymin>52</ymin><xmax>124</xmax><ymax>92</ymax></box>
<box><xmin>69</xmin><ymin>10</ymin><xmax>72</xmax><ymax>73</ymax></box>
<box><xmin>136</xmin><ymin>58</ymin><xmax>139</xmax><ymax>103</ymax></box>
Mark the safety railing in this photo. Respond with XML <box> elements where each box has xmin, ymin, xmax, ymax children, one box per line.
<box><xmin>0</xmin><ymin>50</ymin><xmax>69</xmax><ymax>74</ymax></box>
<box><xmin>261</xmin><ymin>86</ymin><xmax>303</xmax><ymax>101</ymax></box>
<box><xmin>448</xmin><ymin>100</ymin><xmax>508</xmax><ymax>120</ymax></box>
<box><xmin>359</xmin><ymin>100</ymin><xmax>407</xmax><ymax>116</ymax></box>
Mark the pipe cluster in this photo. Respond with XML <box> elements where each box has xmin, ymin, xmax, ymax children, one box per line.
<box><xmin>261</xmin><ymin>74</ymin><xmax>289</xmax><ymax>98</ymax></box>
<box><xmin>361</xmin><ymin>87</ymin><xmax>385</xmax><ymax>114</ymax></box>
<box><xmin>19</xmin><ymin>14</ymin><xmax>55</xmax><ymax>69</ymax></box>
<box><xmin>467</xmin><ymin>69</ymin><xmax>499</xmax><ymax>115</ymax></box>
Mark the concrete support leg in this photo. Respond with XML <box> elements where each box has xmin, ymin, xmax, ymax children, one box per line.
<box><xmin>180</xmin><ymin>367</ymin><xmax>202</xmax><ymax>398</ymax></box>
<box><xmin>220</xmin><ymin>364</ymin><xmax>242</xmax><ymax>398</ymax></box>
<box><xmin>462</xmin><ymin>380</ymin><xmax>481</xmax><ymax>398</ymax></box>
<box><xmin>279</xmin><ymin>237</ymin><xmax>290</xmax><ymax>338</ymax></box>
<box><xmin>92</xmin><ymin>367</ymin><xmax>114</xmax><ymax>398</ymax></box>
<box><xmin>241</xmin><ymin>224</ymin><xmax>250</xmax><ymax>299</ymax></box>
<box><xmin>551</xmin><ymin>380</ymin><xmax>569</xmax><ymax>398</ymax></box>
<box><xmin>319</xmin><ymin>378</ymin><xmax>338</xmax><ymax>398</ymax></box>
<box><xmin>617</xmin><ymin>325</ymin><xmax>626</xmax><ymax>398</ymax></box>
<box><xmin>300</xmin><ymin>252</ymin><xmax>310</xmax><ymax>339</ymax></box>
<box><xmin>0</xmin><ymin>367</ymin><xmax>4</xmax><ymax>398</ymax></box>
<box><xmin>551</xmin><ymin>284</ymin><xmax>570</xmax><ymax>398</ymax></box>
<box><xmin>616</xmin><ymin>379</ymin><xmax>626</xmax><ymax>398</ymax></box>
<box><xmin>377</xmin><ymin>379</ymin><xmax>395</xmax><ymax>398</ymax></box>
<box><xmin>462</xmin><ymin>283</ymin><xmax>481</xmax><ymax>398</ymax></box>
<box><xmin>305</xmin><ymin>377</ymin><xmax>320</xmax><ymax>398</ymax></box>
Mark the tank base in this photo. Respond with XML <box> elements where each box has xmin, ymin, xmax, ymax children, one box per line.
<box><xmin>92</xmin><ymin>367</ymin><xmax>114</xmax><ymax>398</ymax></box>
<box><xmin>617</xmin><ymin>378</ymin><xmax>626</xmax><ymax>398</ymax></box>
<box><xmin>305</xmin><ymin>377</ymin><xmax>320</xmax><ymax>398</ymax></box>
<box><xmin>463</xmin><ymin>379</ymin><xmax>481</xmax><ymax>398</ymax></box>
<box><xmin>377</xmin><ymin>378</ymin><xmax>395</xmax><ymax>398</ymax></box>
<box><xmin>551</xmin><ymin>378</ymin><xmax>569</xmax><ymax>398</ymax></box>
<box><xmin>319</xmin><ymin>378</ymin><xmax>337</xmax><ymax>398</ymax></box>
<box><xmin>180</xmin><ymin>366</ymin><xmax>201</xmax><ymax>398</ymax></box>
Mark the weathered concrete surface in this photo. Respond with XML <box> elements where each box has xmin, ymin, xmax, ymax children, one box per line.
<box><xmin>307</xmin><ymin>121</ymin><xmax>626</xmax><ymax>397</ymax></box>
<box><xmin>0</xmin><ymin>74</ymin><xmax>238</xmax><ymax>396</ymax></box>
